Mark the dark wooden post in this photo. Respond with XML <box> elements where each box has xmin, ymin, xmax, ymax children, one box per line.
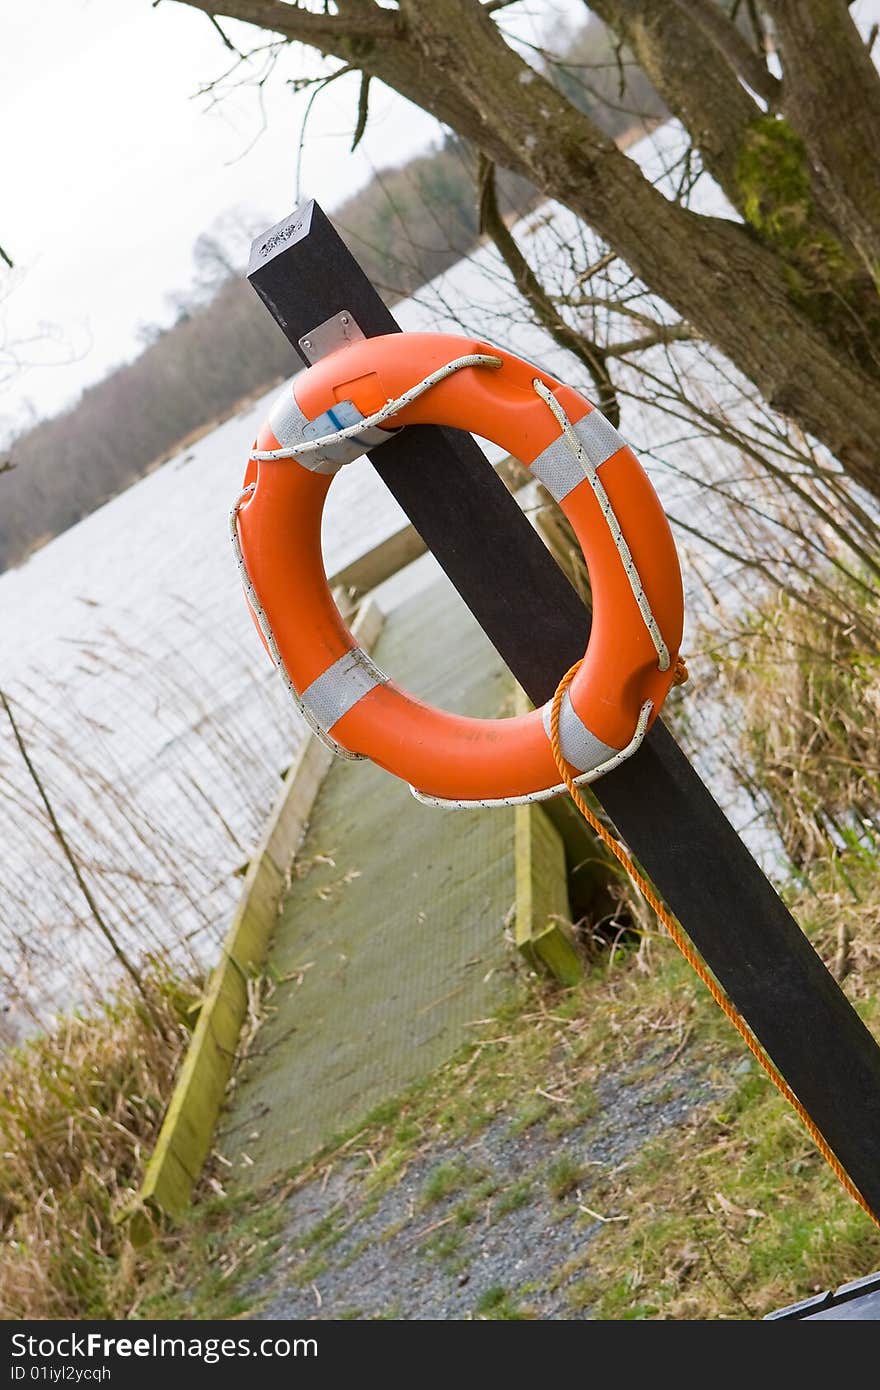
<box><xmin>247</xmin><ymin>202</ymin><xmax>880</xmax><ymax>1215</ymax></box>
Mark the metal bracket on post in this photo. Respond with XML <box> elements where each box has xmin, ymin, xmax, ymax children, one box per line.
<box><xmin>298</xmin><ymin>310</ymin><xmax>366</xmax><ymax>364</ymax></box>
<box><xmin>246</xmin><ymin>200</ymin><xmax>880</xmax><ymax>1219</ymax></box>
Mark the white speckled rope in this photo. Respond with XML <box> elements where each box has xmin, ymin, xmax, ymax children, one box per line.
<box><xmin>231</xmin><ymin>354</ymin><xmax>503</xmax><ymax>759</ymax></box>
<box><xmin>231</xmin><ymin>356</ymin><xmax>670</xmax><ymax>806</ymax></box>
<box><xmin>415</xmin><ymin>380</ymin><xmax>669</xmax><ymax>808</ymax></box>
<box><xmin>409</xmin><ymin>699</ymin><xmax>653</xmax><ymax>809</ymax></box>
<box><xmin>249</xmin><ymin>353</ymin><xmax>504</xmax><ymax>462</ymax></box>
<box><xmin>532</xmin><ymin>378</ymin><xmax>670</xmax><ymax>674</ymax></box>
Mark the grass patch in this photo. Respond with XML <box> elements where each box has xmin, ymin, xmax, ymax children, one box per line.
<box><xmin>474</xmin><ymin>1284</ymin><xmax>534</xmax><ymax>1320</ymax></box>
<box><xmin>546</xmin><ymin>1155</ymin><xmax>584</xmax><ymax>1202</ymax></box>
<box><xmin>507</xmin><ymin>1097</ymin><xmax>551</xmax><ymax>1136</ymax></box>
<box><xmin>422</xmin><ymin>1228</ymin><xmax>464</xmax><ymax>1262</ymax></box>
<box><xmin>422</xmin><ymin>1161</ymin><xmax>474</xmax><ymax>1206</ymax></box>
<box><xmin>135</xmin><ymin>1188</ymin><xmax>288</xmax><ymax>1320</ymax></box>
<box><xmin>495</xmin><ymin>1178</ymin><xmax>534</xmax><ymax>1218</ymax></box>
<box><xmin>562</xmin><ymin>911</ymin><xmax>880</xmax><ymax>1320</ymax></box>
<box><xmin>546</xmin><ymin>1087</ymin><xmax>599</xmax><ymax>1137</ymax></box>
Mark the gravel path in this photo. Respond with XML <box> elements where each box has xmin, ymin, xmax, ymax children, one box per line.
<box><xmin>244</xmin><ymin>1052</ymin><xmax>726</xmax><ymax>1320</ymax></box>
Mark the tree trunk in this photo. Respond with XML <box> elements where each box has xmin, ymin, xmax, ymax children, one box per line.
<box><xmin>771</xmin><ymin>0</ymin><xmax>880</xmax><ymax>285</ymax></box>
<box><xmin>588</xmin><ymin>0</ymin><xmax>765</xmax><ymax>210</ymax></box>
<box><xmin>177</xmin><ymin>0</ymin><xmax>880</xmax><ymax>499</ymax></box>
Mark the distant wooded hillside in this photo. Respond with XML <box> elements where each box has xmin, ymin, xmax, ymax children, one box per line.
<box><xmin>0</xmin><ymin>141</ymin><xmax>519</xmax><ymax>573</ymax></box>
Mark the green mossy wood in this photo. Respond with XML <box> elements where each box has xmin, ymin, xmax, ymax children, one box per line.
<box><xmin>515</xmin><ymin>805</ymin><xmax>582</xmax><ymax>987</ymax></box>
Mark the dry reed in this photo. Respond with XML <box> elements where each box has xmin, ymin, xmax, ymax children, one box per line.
<box><xmin>0</xmin><ymin>961</ymin><xmax>195</xmax><ymax>1319</ymax></box>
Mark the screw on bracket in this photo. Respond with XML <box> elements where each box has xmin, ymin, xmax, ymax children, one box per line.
<box><xmin>298</xmin><ymin>310</ymin><xmax>365</xmax><ymax>365</ymax></box>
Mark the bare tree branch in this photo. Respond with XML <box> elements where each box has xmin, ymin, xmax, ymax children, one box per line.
<box><xmin>603</xmin><ymin>324</ymin><xmax>696</xmax><ymax>358</ymax></box>
<box><xmin>294</xmin><ymin>62</ymin><xmax>355</xmax><ymax>201</ymax></box>
<box><xmin>478</xmin><ymin>155</ymin><xmax>621</xmax><ymax>422</ymax></box>
<box><xmin>180</xmin><ymin>0</ymin><xmax>402</xmax><ymax>44</ymax></box>
<box><xmin>350</xmin><ymin>71</ymin><xmax>371</xmax><ymax>151</ymax></box>
<box><xmin>206</xmin><ymin>11</ymin><xmax>241</xmax><ymax>52</ymax></box>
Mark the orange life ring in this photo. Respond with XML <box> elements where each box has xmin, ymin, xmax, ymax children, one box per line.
<box><xmin>232</xmin><ymin>332</ymin><xmax>683</xmax><ymax>807</ymax></box>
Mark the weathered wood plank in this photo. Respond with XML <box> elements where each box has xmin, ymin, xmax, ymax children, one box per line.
<box><xmin>515</xmin><ymin>803</ymin><xmax>582</xmax><ymax>986</ymax></box>
<box><xmin>328</xmin><ymin>524</ymin><xmax>426</xmax><ymax>597</ymax></box>
<box><xmin>136</xmin><ymin>600</ymin><xmax>384</xmax><ymax>1225</ymax></box>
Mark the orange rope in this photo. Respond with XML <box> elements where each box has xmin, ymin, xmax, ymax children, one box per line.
<box><xmin>549</xmin><ymin>659</ymin><xmax>879</xmax><ymax>1228</ymax></box>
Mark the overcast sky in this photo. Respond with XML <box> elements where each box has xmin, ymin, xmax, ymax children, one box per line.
<box><xmin>0</xmin><ymin>0</ymin><xmax>447</xmax><ymax>434</ymax></box>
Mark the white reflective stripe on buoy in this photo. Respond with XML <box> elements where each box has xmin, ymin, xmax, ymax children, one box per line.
<box><xmin>267</xmin><ymin>380</ymin><xmax>316</xmax><ymax>457</ymax></box>
<box><xmin>530</xmin><ymin>408</ymin><xmax>625</xmax><ymax>502</ymax></box>
<box><xmin>300</xmin><ymin>647</ymin><xmax>389</xmax><ymax>734</ymax></box>
<box><xmin>541</xmin><ymin>689</ymin><xmax>618</xmax><ymax>773</ymax></box>
<box><xmin>267</xmin><ymin>378</ymin><xmax>396</xmax><ymax>474</ymax></box>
